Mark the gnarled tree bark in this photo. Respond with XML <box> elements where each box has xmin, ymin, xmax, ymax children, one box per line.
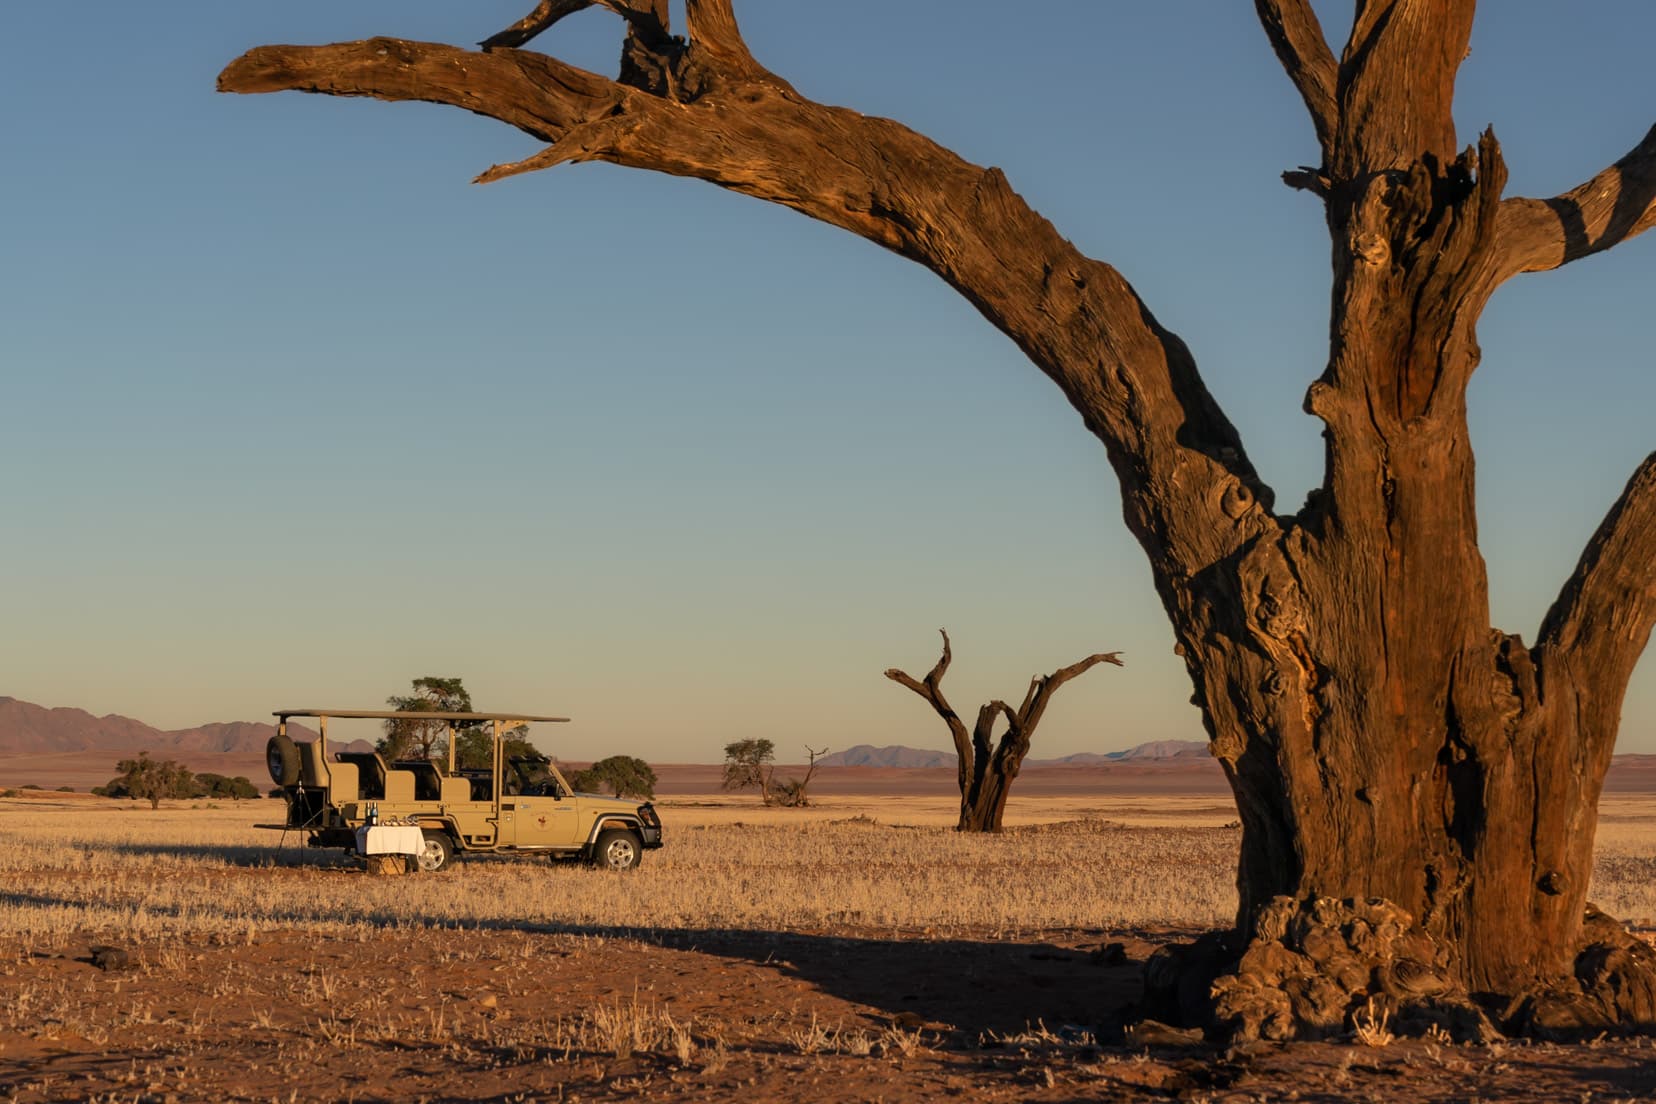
<box><xmin>220</xmin><ymin>0</ymin><xmax>1656</xmax><ymax>1035</ymax></box>
<box><xmin>885</xmin><ymin>630</ymin><xmax>1123</xmax><ymax>832</ymax></box>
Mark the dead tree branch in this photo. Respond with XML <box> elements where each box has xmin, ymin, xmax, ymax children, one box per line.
<box><xmin>767</xmin><ymin>744</ymin><xmax>828</xmax><ymax>808</ymax></box>
<box><xmin>1252</xmin><ymin>0</ymin><xmax>1337</xmax><ymax>159</ymax></box>
<box><xmin>1494</xmin><ymin>123</ymin><xmax>1656</xmax><ymax>280</ymax></box>
<box><xmin>1538</xmin><ymin>452</ymin><xmax>1656</xmax><ymax>692</ymax></box>
<box><xmin>218</xmin><ymin>12</ymin><xmax>1279</xmax><ymax>591</ymax></box>
<box><xmin>480</xmin><ymin>0</ymin><xmax>669</xmax><ymax>51</ymax></box>
<box><xmin>1331</xmin><ymin>1</ymin><xmax>1475</xmax><ymax>176</ymax></box>
<box><xmin>884</xmin><ymin>629</ymin><xmax>972</xmax><ymax>801</ymax></box>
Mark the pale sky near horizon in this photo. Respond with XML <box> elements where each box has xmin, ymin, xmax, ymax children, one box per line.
<box><xmin>3</xmin><ymin>2</ymin><xmax>1654</xmax><ymax>763</ymax></box>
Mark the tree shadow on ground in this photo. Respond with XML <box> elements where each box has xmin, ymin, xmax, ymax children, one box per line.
<box><xmin>96</xmin><ymin>839</ymin><xmax>351</xmax><ymax>868</ymax></box>
<box><xmin>645</xmin><ymin>926</ymin><xmax>1155</xmax><ymax>1039</ymax></box>
<box><xmin>7</xmin><ymin>875</ymin><xmax>1162</xmax><ymax>1039</ymax></box>
<box><xmin>1528</xmin><ymin>1054</ymin><xmax>1656</xmax><ymax>1098</ymax></box>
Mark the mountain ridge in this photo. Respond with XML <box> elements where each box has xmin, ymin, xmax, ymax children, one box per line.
<box><xmin>816</xmin><ymin>739</ymin><xmax>1210</xmax><ymax>769</ymax></box>
<box><xmin>0</xmin><ymin>696</ymin><xmax>316</xmax><ymax>757</ymax></box>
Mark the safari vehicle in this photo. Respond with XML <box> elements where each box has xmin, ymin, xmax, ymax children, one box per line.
<box><xmin>262</xmin><ymin>709</ymin><xmax>662</xmax><ymax>871</ymax></box>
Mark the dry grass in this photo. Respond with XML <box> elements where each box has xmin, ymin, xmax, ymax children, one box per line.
<box><xmin>4</xmin><ymin>792</ymin><xmax>1654</xmax><ymax>944</ymax></box>
<box><xmin>1583</xmin><ymin>799</ymin><xmax>1656</xmax><ymax>925</ymax></box>
<box><xmin>1351</xmin><ymin>997</ymin><xmax>1395</xmax><ymax>1047</ymax></box>
<box><xmin>0</xmin><ymin>798</ymin><xmax>1238</xmax><ymax>941</ymax></box>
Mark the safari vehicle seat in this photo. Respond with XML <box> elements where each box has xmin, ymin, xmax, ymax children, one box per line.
<box><xmin>440</xmin><ymin>776</ymin><xmax>472</xmax><ymax>804</ymax></box>
<box><xmin>334</xmin><ymin>751</ymin><xmax>388</xmax><ymax>800</ymax></box>
<box><xmin>298</xmin><ymin>741</ymin><xmax>328</xmax><ymax>788</ymax></box>
<box><xmin>383</xmin><ymin>770</ymin><xmax>415</xmax><ymax>804</ymax></box>
<box><xmin>327</xmin><ymin>760</ymin><xmax>360</xmax><ymax>803</ymax></box>
<box><xmin>392</xmin><ymin>760</ymin><xmax>445</xmax><ymax>801</ymax></box>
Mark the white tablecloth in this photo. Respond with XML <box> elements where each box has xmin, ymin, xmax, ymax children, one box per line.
<box><xmin>355</xmin><ymin>825</ymin><xmax>425</xmax><ymax>856</ymax></box>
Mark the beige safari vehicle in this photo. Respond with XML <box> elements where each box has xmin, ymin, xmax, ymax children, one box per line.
<box><xmin>261</xmin><ymin>709</ymin><xmax>662</xmax><ymax>871</ymax></box>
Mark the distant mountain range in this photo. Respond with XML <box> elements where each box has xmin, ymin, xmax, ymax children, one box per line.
<box><xmin>1</xmin><ymin>695</ymin><xmax>1204</xmax><ymax>767</ymax></box>
<box><xmin>817</xmin><ymin>739</ymin><xmax>1210</xmax><ymax>769</ymax></box>
<box><xmin>0</xmin><ymin>696</ymin><xmax>317</xmax><ymax>756</ymax></box>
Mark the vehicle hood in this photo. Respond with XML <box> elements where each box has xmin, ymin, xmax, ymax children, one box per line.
<box><xmin>572</xmin><ymin>792</ymin><xmax>648</xmax><ymax>810</ymax></box>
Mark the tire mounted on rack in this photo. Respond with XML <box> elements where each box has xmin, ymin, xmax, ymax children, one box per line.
<box><xmin>266</xmin><ymin>733</ymin><xmax>300</xmax><ymax>787</ymax></box>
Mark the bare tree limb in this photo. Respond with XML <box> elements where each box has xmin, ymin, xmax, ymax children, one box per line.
<box><xmin>683</xmin><ymin>0</ymin><xmax>770</xmax><ymax>83</ymax></box>
<box><xmin>1332</xmin><ymin>1</ymin><xmax>1475</xmax><ymax>176</ymax></box>
<box><xmin>882</xmin><ymin>628</ymin><xmax>954</xmax><ymax>702</ymax></box>
<box><xmin>217</xmin><ymin>39</ymin><xmax>628</xmax><ymax>144</ymax></box>
<box><xmin>1017</xmin><ymin>652</ymin><xmax>1126</xmax><ymax>734</ymax></box>
<box><xmin>218</xmin><ymin>21</ymin><xmax>1280</xmax><ymax>587</ymax></box>
<box><xmin>480</xmin><ymin>0</ymin><xmax>668</xmax><ymax>52</ymax></box>
<box><xmin>1493</xmin><ymin>123</ymin><xmax>1656</xmax><ymax>280</ymax></box>
<box><xmin>1538</xmin><ymin>453</ymin><xmax>1656</xmax><ymax>689</ymax></box>
<box><xmin>886</xmin><ymin>630</ymin><xmax>971</xmax><ymax>798</ymax></box>
<box><xmin>476</xmin><ymin>114</ymin><xmax>642</xmax><ymax>183</ymax></box>
<box><xmin>1253</xmin><ymin>0</ymin><xmax>1338</xmax><ymax>160</ymax></box>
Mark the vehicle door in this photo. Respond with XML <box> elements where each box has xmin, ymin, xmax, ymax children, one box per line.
<box><xmin>503</xmin><ymin>761</ymin><xmax>579</xmax><ymax>849</ymax></box>
<box><xmin>508</xmin><ymin>788</ymin><xmax>580</xmax><ymax>849</ymax></box>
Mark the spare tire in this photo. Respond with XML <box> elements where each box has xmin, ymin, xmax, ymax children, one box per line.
<box><xmin>266</xmin><ymin>733</ymin><xmax>300</xmax><ymax>787</ymax></box>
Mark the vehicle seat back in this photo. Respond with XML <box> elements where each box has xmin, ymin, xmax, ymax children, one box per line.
<box><xmin>328</xmin><ymin>761</ymin><xmax>360</xmax><ymax>803</ymax></box>
<box><xmin>335</xmin><ymin>751</ymin><xmax>388</xmax><ymax>799</ymax></box>
<box><xmin>440</xmin><ymin>776</ymin><xmax>472</xmax><ymax>804</ymax></box>
<box><xmin>383</xmin><ymin>770</ymin><xmax>415</xmax><ymax>804</ymax></box>
<box><xmin>298</xmin><ymin>741</ymin><xmax>327</xmax><ymax>788</ymax></box>
<box><xmin>406</xmin><ymin>762</ymin><xmax>442</xmax><ymax>801</ymax></box>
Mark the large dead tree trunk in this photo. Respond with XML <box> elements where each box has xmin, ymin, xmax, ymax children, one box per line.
<box><xmin>886</xmin><ymin>630</ymin><xmax>1123</xmax><ymax>832</ymax></box>
<box><xmin>220</xmin><ymin>0</ymin><xmax>1656</xmax><ymax>1034</ymax></box>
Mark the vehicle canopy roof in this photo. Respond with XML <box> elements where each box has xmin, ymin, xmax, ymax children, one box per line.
<box><xmin>274</xmin><ymin>709</ymin><xmax>570</xmax><ymax>723</ymax></box>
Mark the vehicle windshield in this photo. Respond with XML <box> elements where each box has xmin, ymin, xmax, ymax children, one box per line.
<box><xmin>507</xmin><ymin>755</ymin><xmax>562</xmax><ymax>796</ymax></box>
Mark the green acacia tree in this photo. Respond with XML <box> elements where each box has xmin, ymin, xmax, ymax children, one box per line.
<box><xmin>572</xmin><ymin>755</ymin><xmax>657</xmax><ymax>799</ymax></box>
<box><xmin>101</xmin><ymin>752</ymin><xmax>195</xmax><ymax>809</ymax></box>
<box><xmin>452</xmin><ymin>724</ymin><xmax>537</xmax><ymax>770</ymax></box>
<box><xmin>379</xmin><ymin>676</ymin><xmax>536</xmax><ymax>766</ymax></box>
<box><xmin>379</xmin><ymin>676</ymin><xmax>476</xmax><ymax>762</ymax></box>
<box><xmin>721</xmin><ymin>738</ymin><xmax>774</xmax><ymax>796</ymax></box>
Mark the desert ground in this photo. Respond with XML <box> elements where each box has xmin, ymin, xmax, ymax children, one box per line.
<box><xmin>4</xmin><ymin>769</ymin><xmax>1656</xmax><ymax>1102</ymax></box>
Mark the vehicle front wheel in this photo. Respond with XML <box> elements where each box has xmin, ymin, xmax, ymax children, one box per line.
<box><xmin>416</xmin><ymin>830</ymin><xmax>454</xmax><ymax>873</ymax></box>
<box><xmin>590</xmin><ymin>830</ymin><xmax>642</xmax><ymax>871</ymax></box>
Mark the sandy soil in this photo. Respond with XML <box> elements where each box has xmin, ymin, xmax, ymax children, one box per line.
<box><xmin>4</xmin><ymin>917</ymin><xmax>1656</xmax><ymax>1103</ymax></box>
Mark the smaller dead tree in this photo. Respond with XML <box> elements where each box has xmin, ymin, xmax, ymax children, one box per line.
<box><xmin>768</xmin><ymin>745</ymin><xmax>828</xmax><ymax>808</ymax></box>
<box><xmin>886</xmin><ymin>630</ymin><xmax>1122</xmax><ymax>832</ymax></box>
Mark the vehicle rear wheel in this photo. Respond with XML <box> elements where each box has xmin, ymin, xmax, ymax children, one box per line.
<box><xmin>591</xmin><ymin>830</ymin><xmax>642</xmax><ymax>871</ymax></box>
<box><xmin>416</xmin><ymin>830</ymin><xmax>454</xmax><ymax>873</ymax></box>
<box><xmin>266</xmin><ymin>734</ymin><xmax>300</xmax><ymax>787</ymax></box>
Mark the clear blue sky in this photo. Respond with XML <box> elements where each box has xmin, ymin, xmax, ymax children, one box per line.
<box><xmin>3</xmin><ymin>2</ymin><xmax>1653</xmax><ymax>761</ymax></box>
